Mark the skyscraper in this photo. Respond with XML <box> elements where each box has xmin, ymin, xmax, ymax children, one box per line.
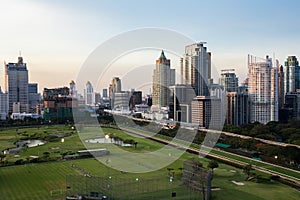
<box><xmin>219</xmin><ymin>69</ymin><xmax>238</xmax><ymax>92</ymax></box>
<box><xmin>284</xmin><ymin>56</ymin><xmax>300</xmax><ymax>95</ymax></box>
<box><xmin>84</xmin><ymin>81</ymin><xmax>94</xmax><ymax>105</ymax></box>
<box><xmin>226</xmin><ymin>92</ymin><xmax>249</xmax><ymax>126</ymax></box>
<box><xmin>248</xmin><ymin>55</ymin><xmax>278</xmax><ymax>124</ymax></box>
<box><xmin>5</xmin><ymin>56</ymin><xmax>29</xmax><ymax>113</ymax></box>
<box><xmin>109</xmin><ymin>77</ymin><xmax>122</xmax><ymax>109</ymax></box>
<box><xmin>111</xmin><ymin>77</ymin><xmax>122</xmax><ymax>94</ymax></box>
<box><xmin>152</xmin><ymin>50</ymin><xmax>175</xmax><ymax>108</ymax></box>
<box><xmin>180</xmin><ymin>43</ymin><xmax>210</xmax><ymax>96</ymax></box>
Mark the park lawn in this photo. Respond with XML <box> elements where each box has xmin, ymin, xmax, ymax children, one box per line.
<box><xmin>1</xmin><ymin>125</ymin><xmax>80</xmax><ymax>162</ymax></box>
<box><xmin>142</xmin><ymin>127</ymin><xmax>300</xmax><ymax>180</ymax></box>
<box><xmin>1</xmin><ymin>157</ymin><xmax>298</xmax><ymax>200</ymax></box>
<box><xmin>78</xmin><ymin>127</ymin><xmax>166</xmax><ymax>153</ymax></box>
<box><xmin>210</xmin><ymin>164</ymin><xmax>300</xmax><ymax>200</ymax></box>
<box><xmin>0</xmin><ymin>126</ymin><xmax>299</xmax><ymax>200</ymax></box>
<box><xmin>208</xmin><ymin>148</ymin><xmax>300</xmax><ymax>179</ymax></box>
<box><xmin>70</xmin><ymin>155</ymin><xmax>300</xmax><ymax>200</ymax></box>
<box><xmin>0</xmin><ymin>161</ymin><xmax>79</xmax><ymax>200</ymax></box>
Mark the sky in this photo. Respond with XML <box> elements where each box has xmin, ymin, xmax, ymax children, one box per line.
<box><xmin>1</xmin><ymin>0</ymin><xmax>300</xmax><ymax>94</ymax></box>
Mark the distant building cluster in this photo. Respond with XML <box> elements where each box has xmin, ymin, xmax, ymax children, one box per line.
<box><xmin>0</xmin><ymin>55</ymin><xmax>42</xmax><ymax>120</ymax></box>
<box><xmin>3</xmin><ymin>43</ymin><xmax>300</xmax><ymax>126</ymax></box>
<box><xmin>103</xmin><ymin>42</ymin><xmax>300</xmax><ymax>127</ymax></box>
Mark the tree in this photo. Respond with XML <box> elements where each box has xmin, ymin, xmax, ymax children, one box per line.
<box><xmin>15</xmin><ymin>159</ymin><xmax>24</xmax><ymax>165</ymax></box>
<box><xmin>133</xmin><ymin>141</ymin><xmax>138</xmax><ymax>149</ymax></box>
<box><xmin>61</xmin><ymin>152</ymin><xmax>68</xmax><ymax>159</ymax></box>
<box><xmin>243</xmin><ymin>164</ymin><xmax>252</xmax><ymax>180</ymax></box>
<box><xmin>167</xmin><ymin>167</ymin><xmax>174</xmax><ymax>176</ymax></box>
<box><xmin>108</xmin><ymin>133</ymin><xmax>115</xmax><ymax>143</ymax></box>
<box><xmin>42</xmin><ymin>152</ymin><xmax>50</xmax><ymax>160</ymax></box>
<box><xmin>207</xmin><ymin>160</ymin><xmax>219</xmax><ymax>176</ymax></box>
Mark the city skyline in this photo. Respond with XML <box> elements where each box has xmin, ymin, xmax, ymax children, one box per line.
<box><xmin>1</xmin><ymin>0</ymin><xmax>300</xmax><ymax>92</ymax></box>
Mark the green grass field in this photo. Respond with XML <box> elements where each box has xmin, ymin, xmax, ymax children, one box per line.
<box><xmin>0</xmin><ymin>158</ymin><xmax>299</xmax><ymax>200</ymax></box>
<box><xmin>0</xmin><ymin>125</ymin><xmax>299</xmax><ymax>200</ymax></box>
<box><xmin>142</xmin><ymin>128</ymin><xmax>300</xmax><ymax>179</ymax></box>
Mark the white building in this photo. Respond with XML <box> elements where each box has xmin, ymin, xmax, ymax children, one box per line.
<box><xmin>248</xmin><ymin>55</ymin><xmax>278</xmax><ymax>124</ymax></box>
<box><xmin>180</xmin><ymin>43</ymin><xmax>211</xmax><ymax>96</ymax></box>
<box><xmin>84</xmin><ymin>81</ymin><xmax>94</xmax><ymax>105</ymax></box>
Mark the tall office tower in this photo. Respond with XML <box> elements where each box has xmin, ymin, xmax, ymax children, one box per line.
<box><xmin>102</xmin><ymin>89</ymin><xmax>108</xmax><ymax>98</ymax></box>
<box><xmin>109</xmin><ymin>77</ymin><xmax>122</xmax><ymax>109</ymax></box>
<box><xmin>0</xmin><ymin>87</ymin><xmax>9</xmax><ymax>120</ymax></box>
<box><xmin>248</xmin><ymin>55</ymin><xmax>278</xmax><ymax>124</ymax></box>
<box><xmin>180</xmin><ymin>42</ymin><xmax>210</xmax><ymax>96</ymax></box>
<box><xmin>152</xmin><ymin>50</ymin><xmax>175</xmax><ymax>108</ymax></box>
<box><xmin>284</xmin><ymin>56</ymin><xmax>300</xmax><ymax>94</ymax></box>
<box><xmin>84</xmin><ymin>81</ymin><xmax>94</xmax><ymax>105</ymax></box>
<box><xmin>278</xmin><ymin>64</ymin><xmax>285</xmax><ymax>109</ymax></box>
<box><xmin>5</xmin><ymin>55</ymin><xmax>29</xmax><ymax>113</ymax></box>
<box><xmin>28</xmin><ymin>83</ymin><xmax>41</xmax><ymax>113</ymax></box>
<box><xmin>111</xmin><ymin>77</ymin><xmax>122</xmax><ymax>94</ymax></box>
<box><xmin>219</xmin><ymin>69</ymin><xmax>239</xmax><ymax>92</ymax></box>
<box><xmin>169</xmin><ymin>84</ymin><xmax>195</xmax><ymax>122</ymax></box>
<box><xmin>191</xmin><ymin>96</ymin><xmax>222</xmax><ymax>128</ymax></box>
<box><xmin>226</xmin><ymin>92</ymin><xmax>249</xmax><ymax>126</ymax></box>
<box><xmin>69</xmin><ymin>80</ymin><xmax>77</xmax><ymax>98</ymax></box>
